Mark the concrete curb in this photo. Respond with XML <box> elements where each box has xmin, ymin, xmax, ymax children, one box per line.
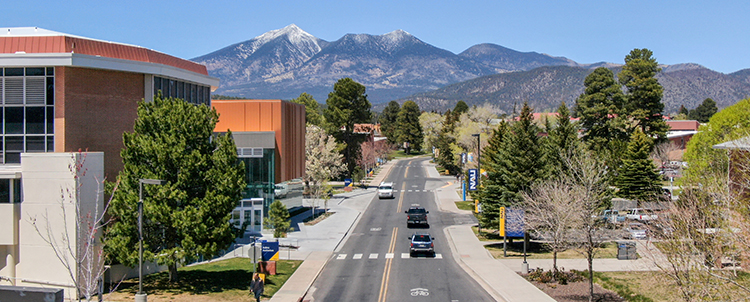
<box><xmin>443</xmin><ymin>225</ymin><xmax>506</xmax><ymax>302</ymax></box>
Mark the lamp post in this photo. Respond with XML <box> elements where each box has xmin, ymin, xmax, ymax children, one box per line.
<box><xmin>136</xmin><ymin>179</ymin><xmax>166</xmax><ymax>302</ymax></box>
<box><xmin>471</xmin><ymin>133</ymin><xmax>481</xmax><ymax>234</ymax></box>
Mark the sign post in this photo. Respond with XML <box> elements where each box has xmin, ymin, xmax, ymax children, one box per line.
<box><xmin>499</xmin><ymin>207</ymin><xmax>506</xmax><ymax>257</ymax></box>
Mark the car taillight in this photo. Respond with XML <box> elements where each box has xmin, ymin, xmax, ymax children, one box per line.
<box><xmin>411</xmin><ymin>243</ymin><xmax>414</xmax><ymax>248</ymax></box>
<box><xmin>430</xmin><ymin>243</ymin><xmax>434</xmax><ymax>248</ymax></box>
<box><xmin>407</xmin><ymin>215</ymin><xmax>411</xmax><ymax>219</ymax></box>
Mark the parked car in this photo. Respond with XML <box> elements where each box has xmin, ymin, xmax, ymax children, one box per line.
<box><xmin>409</xmin><ymin>233</ymin><xmax>435</xmax><ymax>257</ymax></box>
<box><xmin>626</xmin><ymin>208</ymin><xmax>658</xmax><ymax>221</ymax></box>
<box><xmin>405</xmin><ymin>206</ymin><xmax>429</xmax><ymax>227</ymax></box>
<box><xmin>624</xmin><ymin>222</ymin><xmax>649</xmax><ymax>239</ymax></box>
<box><xmin>378</xmin><ymin>182</ymin><xmax>394</xmax><ymax>199</ymax></box>
<box><xmin>274</xmin><ymin>183</ymin><xmax>288</xmax><ymax>199</ymax></box>
<box><xmin>598</xmin><ymin>209</ymin><xmax>626</xmax><ymax>224</ymax></box>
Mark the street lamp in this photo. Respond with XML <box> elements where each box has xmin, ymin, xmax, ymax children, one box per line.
<box><xmin>136</xmin><ymin>179</ymin><xmax>166</xmax><ymax>302</ymax></box>
<box><xmin>471</xmin><ymin>133</ymin><xmax>481</xmax><ymax>234</ymax></box>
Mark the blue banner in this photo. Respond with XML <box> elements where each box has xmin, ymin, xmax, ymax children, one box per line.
<box><xmin>504</xmin><ymin>208</ymin><xmax>525</xmax><ymax>238</ymax></box>
<box><xmin>261</xmin><ymin>241</ymin><xmax>279</xmax><ymax>261</ymax></box>
<box><xmin>468</xmin><ymin>169</ymin><xmax>478</xmax><ymax>191</ymax></box>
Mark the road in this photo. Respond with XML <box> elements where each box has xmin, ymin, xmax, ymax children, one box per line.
<box><xmin>310</xmin><ymin>157</ymin><xmax>494</xmax><ymax>301</ymax></box>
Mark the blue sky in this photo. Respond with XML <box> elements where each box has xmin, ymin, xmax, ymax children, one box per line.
<box><xmin>7</xmin><ymin>1</ymin><xmax>749</xmax><ymax>73</ymax></box>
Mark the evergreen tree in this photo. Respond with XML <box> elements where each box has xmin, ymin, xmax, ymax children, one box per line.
<box><xmin>546</xmin><ymin>102</ymin><xmax>580</xmax><ymax>174</ymax></box>
<box><xmin>619</xmin><ymin>48</ymin><xmax>669</xmax><ymax>145</ymax></box>
<box><xmin>478</xmin><ymin>102</ymin><xmax>546</xmax><ymax>227</ymax></box>
<box><xmin>688</xmin><ymin>98</ymin><xmax>718</xmax><ymax>123</ymax></box>
<box><xmin>574</xmin><ymin>67</ymin><xmax>628</xmax><ymax>153</ymax></box>
<box><xmin>106</xmin><ymin>95</ymin><xmax>245</xmax><ymax>282</ymax></box>
<box><xmin>291</xmin><ymin>92</ymin><xmax>323</xmax><ymax>126</ymax></box>
<box><xmin>268</xmin><ymin>200</ymin><xmax>291</xmax><ymax>238</ymax></box>
<box><xmin>678</xmin><ymin>105</ymin><xmax>689</xmax><ymax>116</ymax></box>
<box><xmin>395</xmin><ymin>101</ymin><xmax>423</xmax><ymax>154</ymax></box>
<box><xmin>480</xmin><ymin>121</ymin><xmax>508</xmax><ymax>173</ymax></box>
<box><xmin>615</xmin><ymin>129</ymin><xmax>662</xmax><ymax>203</ymax></box>
<box><xmin>380</xmin><ymin>101</ymin><xmax>401</xmax><ymax>144</ymax></box>
<box><xmin>435</xmin><ymin>112</ymin><xmax>459</xmax><ymax>174</ymax></box>
<box><xmin>323</xmin><ymin>78</ymin><xmax>372</xmax><ymax>178</ymax></box>
<box><xmin>452</xmin><ymin>100</ymin><xmax>469</xmax><ymax>121</ymax></box>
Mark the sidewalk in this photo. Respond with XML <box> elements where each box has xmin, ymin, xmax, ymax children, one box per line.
<box><xmin>268</xmin><ymin>160</ymin><xmax>397</xmax><ymax>302</ymax></box>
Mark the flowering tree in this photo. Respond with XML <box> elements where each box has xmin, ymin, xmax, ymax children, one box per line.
<box><xmin>305</xmin><ymin>125</ymin><xmax>345</xmax><ymax>211</ymax></box>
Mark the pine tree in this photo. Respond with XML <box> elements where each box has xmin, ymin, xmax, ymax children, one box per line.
<box><xmin>615</xmin><ymin>129</ymin><xmax>662</xmax><ymax>203</ymax></box>
<box><xmin>546</xmin><ymin>102</ymin><xmax>580</xmax><ymax>174</ymax></box>
<box><xmin>290</xmin><ymin>92</ymin><xmax>323</xmax><ymax>126</ymax></box>
<box><xmin>106</xmin><ymin>95</ymin><xmax>245</xmax><ymax>282</ymax></box>
<box><xmin>619</xmin><ymin>48</ymin><xmax>669</xmax><ymax>145</ymax></box>
<box><xmin>574</xmin><ymin>67</ymin><xmax>628</xmax><ymax>153</ymax></box>
<box><xmin>380</xmin><ymin>101</ymin><xmax>401</xmax><ymax>144</ymax></box>
<box><xmin>395</xmin><ymin>101</ymin><xmax>423</xmax><ymax>154</ymax></box>
<box><xmin>688</xmin><ymin>98</ymin><xmax>718</xmax><ymax>123</ymax></box>
<box><xmin>323</xmin><ymin>78</ymin><xmax>372</xmax><ymax>178</ymax></box>
<box><xmin>478</xmin><ymin>102</ymin><xmax>546</xmax><ymax>227</ymax></box>
<box><xmin>268</xmin><ymin>200</ymin><xmax>291</xmax><ymax>238</ymax></box>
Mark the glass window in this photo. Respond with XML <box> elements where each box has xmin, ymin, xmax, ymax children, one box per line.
<box><xmin>26</xmin><ymin>107</ymin><xmax>45</xmax><ymax>134</ymax></box>
<box><xmin>46</xmin><ymin>67</ymin><xmax>54</xmax><ymax>76</ymax></box>
<box><xmin>5</xmin><ymin>68</ymin><xmax>23</xmax><ymax>76</ymax></box>
<box><xmin>46</xmin><ymin>77</ymin><xmax>54</xmax><ymax>105</ymax></box>
<box><xmin>197</xmin><ymin>86</ymin><xmax>204</xmax><ymax>105</ymax></box>
<box><xmin>5</xmin><ymin>137</ymin><xmax>22</xmax><ymax>151</ymax></box>
<box><xmin>26</xmin><ymin>136</ymin><xmax>44</xmax><ymax>152</ymax></box>
<box><xmin>25</xmin><ymin>68</ymin><xmax>45</xmax><ymax>76</ymax></box>
<box><xmin>0</xmin><ymin>179</ymin><xmax>9</xmax><ymax>203</ymax></box>
<box><xmin>177</xmin><ymin>81</ymin><xmax>184</xmax><ymax>99</ymax></box>
<box><xmin>5</xmin><ymin>152</ymin><xmax>20</xmax><ymax>164</ymax></box>
<box><xmin>5</xmin><ymin>107</ymin><xmax>23</xmax><ymax>134</ymax></box>
<box><xmin>47</xmin><ymin>136</ymin><xmax>54</xmax><ymax>152</ymax></box>
<box><xmin>13</xmin><ymin>179</ymin><xmax>21</xmax><ymax>203</ymax></box>
<box><xmin>0</xmin><ymin>68</ymin><xmax>4</xmax><ymax>76</ymax></box>
<box><xmin>153</xmin><ymin>76</ymin><xmax>162</xmax><ymax>96</ymax></box>
<box><xmin>46</xmin><ymin>107</ymin><xmax>54</xmax><ymax>134</ymax></box>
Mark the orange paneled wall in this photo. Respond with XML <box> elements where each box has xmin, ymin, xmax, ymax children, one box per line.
<box><xmin>213</xmin><ymin>100</ymin><xmax>305</xmax><ymax>183</ymax></box>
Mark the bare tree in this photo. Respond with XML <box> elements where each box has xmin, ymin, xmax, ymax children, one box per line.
<box><xmin>29</xmin><ymin>153</ymin><xmax>120</xmax><ymax>301</ymax></box>
<box><xmin>305</xmin><ymin>125</ymin><xmax>345</xmax><ymax>214</ymax></box>
<box><xmin>561</xmin><ymin>147</ymin><xmax>620</xmax><ymax>302</ymax></box>
<box><xmin>651</xmin><ymin>141</ymin><xmax>750</xmax><ymax>301</ymax></box>
<box><xmin>522</xmin><ymin>179</ymin><xmax>581</xmax><ymax>278</ymax></box>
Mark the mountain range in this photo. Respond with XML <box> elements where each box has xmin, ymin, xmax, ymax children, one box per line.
<box><xmin>193</xmin><ymin>24</ymin><xmax>750</xmax><ymax>113</ymax></box>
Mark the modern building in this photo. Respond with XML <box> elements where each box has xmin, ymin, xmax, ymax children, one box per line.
<box><xmin>0</xmin><ymin>27</ymin><xmax>218</xmax><ymax>299</ymax></box>
<box><xmin>212</xmin><ymin>99</ymin><xmax>305</xmax><ymax>234</ymax></box>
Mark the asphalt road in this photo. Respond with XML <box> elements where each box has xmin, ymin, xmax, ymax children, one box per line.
<box><xmin>310</xmin><ymin>157</ymin><xmax>494</xmax><ymax>302</ymax></box>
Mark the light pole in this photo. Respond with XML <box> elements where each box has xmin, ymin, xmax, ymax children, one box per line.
<box><xmin>136</xmin><ymin>179</ymin><xmax>166</xmax><ymax>302</ymax></box>
<box><xmin>471</xmin><ymin>133</ymin><xmax>481</xmax><ymax>234</ymax></box>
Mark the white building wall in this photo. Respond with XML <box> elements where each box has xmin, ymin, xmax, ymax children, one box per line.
<box><xmin>0</xmin><ymin>152</ymin><xmax>104</xmax><ymax>300</ymax></box>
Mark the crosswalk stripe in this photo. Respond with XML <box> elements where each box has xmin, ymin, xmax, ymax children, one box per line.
<box><xmin>401</xmin><ymin>253</ymin><xmax>410</xmax><ymax>258</ymax></box>
<box><xmin>337</xmin><ymin>254</ymin><xmax>347</xmax><ymax>260</ymax></box>
<box><xmin>334</xmin><ymin>253</ymin><xmax>442</xmax><ymax>260</ymax></box>
<box><xmin>369</xmin><ymin>253</ymin><xmax>378</xmax><ymax>259</ymax></box>
<box><xmin>436</xmin><ymin>253</ymin><xmax>443</xmax><ymax>259</ymax></box>
<box><xmin>385</xmin><ymin>253</ymin><xmax>394</xmax><ymax>259</ymax></box>
<box><xmin>353</xmin><ymin>254</ymin><xmax>363</xmax><ymax>259</ymax></box>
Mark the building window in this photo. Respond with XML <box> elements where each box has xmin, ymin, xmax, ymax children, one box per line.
<box><xmin>0</xmin><ymin>179</ymin><xmax>22</xmax><ymax>203</ymax></box>
<box><xmin>0</xmin><ymin>67</ymin><xmax>55</xmax><ymax>164</ymax></box>
<box><xmin>153</xmin><ymin>76</ymin><xmax>211</xmax><ymax>106</ymax></box>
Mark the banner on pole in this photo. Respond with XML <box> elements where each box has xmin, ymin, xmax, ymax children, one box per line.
<box><xmin>468</xmin><ymin>169</ymin><xmax>478</xmax><ymax>191</ymax></box>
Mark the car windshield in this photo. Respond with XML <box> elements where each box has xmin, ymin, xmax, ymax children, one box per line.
<box><xmin>629</xmin><ymin>224</ymin><xmax>645</xmax><ymax>230</ymax></box>
<box><xmin>408</xmin><ymin>208</ymin><xmax>426</xmax><ymax>214</ymax></box>
<box><xmin>413</xmin><ymin>235</ymin><xmax>430</xmax><ymax>242</ymax></box>
<box><xmin>379</xmin><ymin>186</ymin><xmax>392</xmax><ymax>190</ymax></box>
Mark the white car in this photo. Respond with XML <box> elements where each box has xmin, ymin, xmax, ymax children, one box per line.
<box><xmin>625</xmin><ymin>223</ymin><xmax>649</xmax><ymax>239</ymax></box>
<box><xmin>378</xmin><ymin>182</ymin><xmax>394</xmax><ymax>199</ymax></box>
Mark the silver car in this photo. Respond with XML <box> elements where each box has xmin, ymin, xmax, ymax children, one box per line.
<box><xmin>409</xmin><ymin>233</ymin><xmax>435</xmax><ymax>257</ymax></box>
<box><xmin>378</xmin><ymin>182</ymin><xmax>394</xmax><ymax>199</ymax></box>
<box><xmin>625</xmin><ymin>223</ymin><xmax>648</xmax><ymax>240</ymax></box>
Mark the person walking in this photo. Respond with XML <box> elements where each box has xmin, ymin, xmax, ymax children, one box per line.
<box><xmin>249</xmin><ymin>273</ymin><xmax>264</xmax><ymax>302</ymax></box>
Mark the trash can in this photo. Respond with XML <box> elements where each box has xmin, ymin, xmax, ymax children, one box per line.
<box><xmin>617</xmin><ymin>241</ymin><xmax>637</xmax><ymax>260</ymax></box>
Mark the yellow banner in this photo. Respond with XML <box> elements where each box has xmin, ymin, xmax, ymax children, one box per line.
<box><xmin>498</xmin><ymin>207</ymin><xmax>505</xmax><ymax>237</ymax></box>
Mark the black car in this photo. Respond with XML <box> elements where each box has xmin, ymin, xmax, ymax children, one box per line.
<box><xmin>409</xmin><ymin>233</ymin><xmax>435</xmax><ymax>257</ymax></box>
<box><xmin>405</xmin><ymin>206</ymin><xmax>429</xmax><ymax>227</ymax></box>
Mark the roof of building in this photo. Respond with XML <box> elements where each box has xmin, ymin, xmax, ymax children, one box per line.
<box><xmin>0</xmin><ymin>27</ymin><xmax>217</xmax><ymax>87</ymax></box>
<box><xmin>713</xmin><ymin>136</ymin><xmax>750</xmax><ymax>151</ymax></box>
<box><xmin>666</xmin><ymin>120</ymin><xmax>700</xmax><ymax>131</ymax></box>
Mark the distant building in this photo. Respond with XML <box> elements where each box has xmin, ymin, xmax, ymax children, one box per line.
<box><xmin>0</xmin><ymin>27</ymin><xmax>218</xmax><ymax>298</ymax></box>
<box><xmin>212</xmin><ymin>99</ymin><xmax>305</xmax><ymax>234</ymax></box>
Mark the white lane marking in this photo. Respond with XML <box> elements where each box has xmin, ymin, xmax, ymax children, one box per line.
<box><xmin>369</xmin><ymin>253</ymin><xmax>378</xmax><ymax>259</ymax></box>
<box><xmin>337</xmin><ymin>254</ymin><xmax>347</xmax><ymax>260</ymax></box>
<box><xmin>436</xmin><ymin>253</ymin><xmax>443</xmax><ymax>259</ymax></box>
<box><xmin>370</xmin><ymin>227</ymin><xmax>381</xmax><ymax>232</ymax></box>
<box><xmin>385</xmin><ymin>253</ymin><xmax>394</xmax><ymax>259</ymax></box>
<box><xmin>353</xmin><ymin>253</ymin><xmax>363</xmax><ymax>259</ymax></box>
<box><xmin>401</xmin><ymin>253</ymin><xmax>410</xmax><ymax>258</ymax></box>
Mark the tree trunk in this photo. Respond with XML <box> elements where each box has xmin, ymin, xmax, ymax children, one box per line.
<box><xmin>588</xmin><ymin>249</ymin><xmax>594</xmax><ymax>302</ymax></box>
<box><xmin>553</xmin><ymin>250</ymin><xmax>558</xmax><ymax>280</ymax></box>
<box><xmin>168</xmin><ymin>263</ymin><xmax>179</xmax><ymax>282</ymax></box>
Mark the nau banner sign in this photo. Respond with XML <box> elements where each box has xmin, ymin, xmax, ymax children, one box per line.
<box><xmin>498</xmin><ymin>207</ymin><xmax>525</xmax><ymax>238</ymax></box>
<box><xmin>262</xmin><ymin>241</ymin><xmax>279</xmax><ymax>261</ymax></box>
<box><xmin>468</xmin><ymin>169</ymin><xmax>478</xmax><ymax>191</ymax></box>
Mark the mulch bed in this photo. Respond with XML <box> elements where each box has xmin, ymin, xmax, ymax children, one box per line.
<box><xmin>531</xmin><ymin>281</ymin><xmax>626</xmax><ymax>302</ymax></box>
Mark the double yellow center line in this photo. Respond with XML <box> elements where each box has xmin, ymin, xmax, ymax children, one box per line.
<box><xmin>378</xmin><ymin>226</ymin><xmax>398</xmax><ymax>302</ymax></box>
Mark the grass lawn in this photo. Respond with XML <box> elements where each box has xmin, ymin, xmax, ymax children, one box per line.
<box><xmin>107</xmin><ymin>258</ymin><xmax>302</xmax><ymax>301</ymax></box>
<box><xmin>454</xmin><ymin>200</ymin><xmax>476</xmax><ymax>211</ymax></box>
<box><xmin>591</xmin><ymin>271</ymin><xmax>679</xmax><ymax>302</ymax></box>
